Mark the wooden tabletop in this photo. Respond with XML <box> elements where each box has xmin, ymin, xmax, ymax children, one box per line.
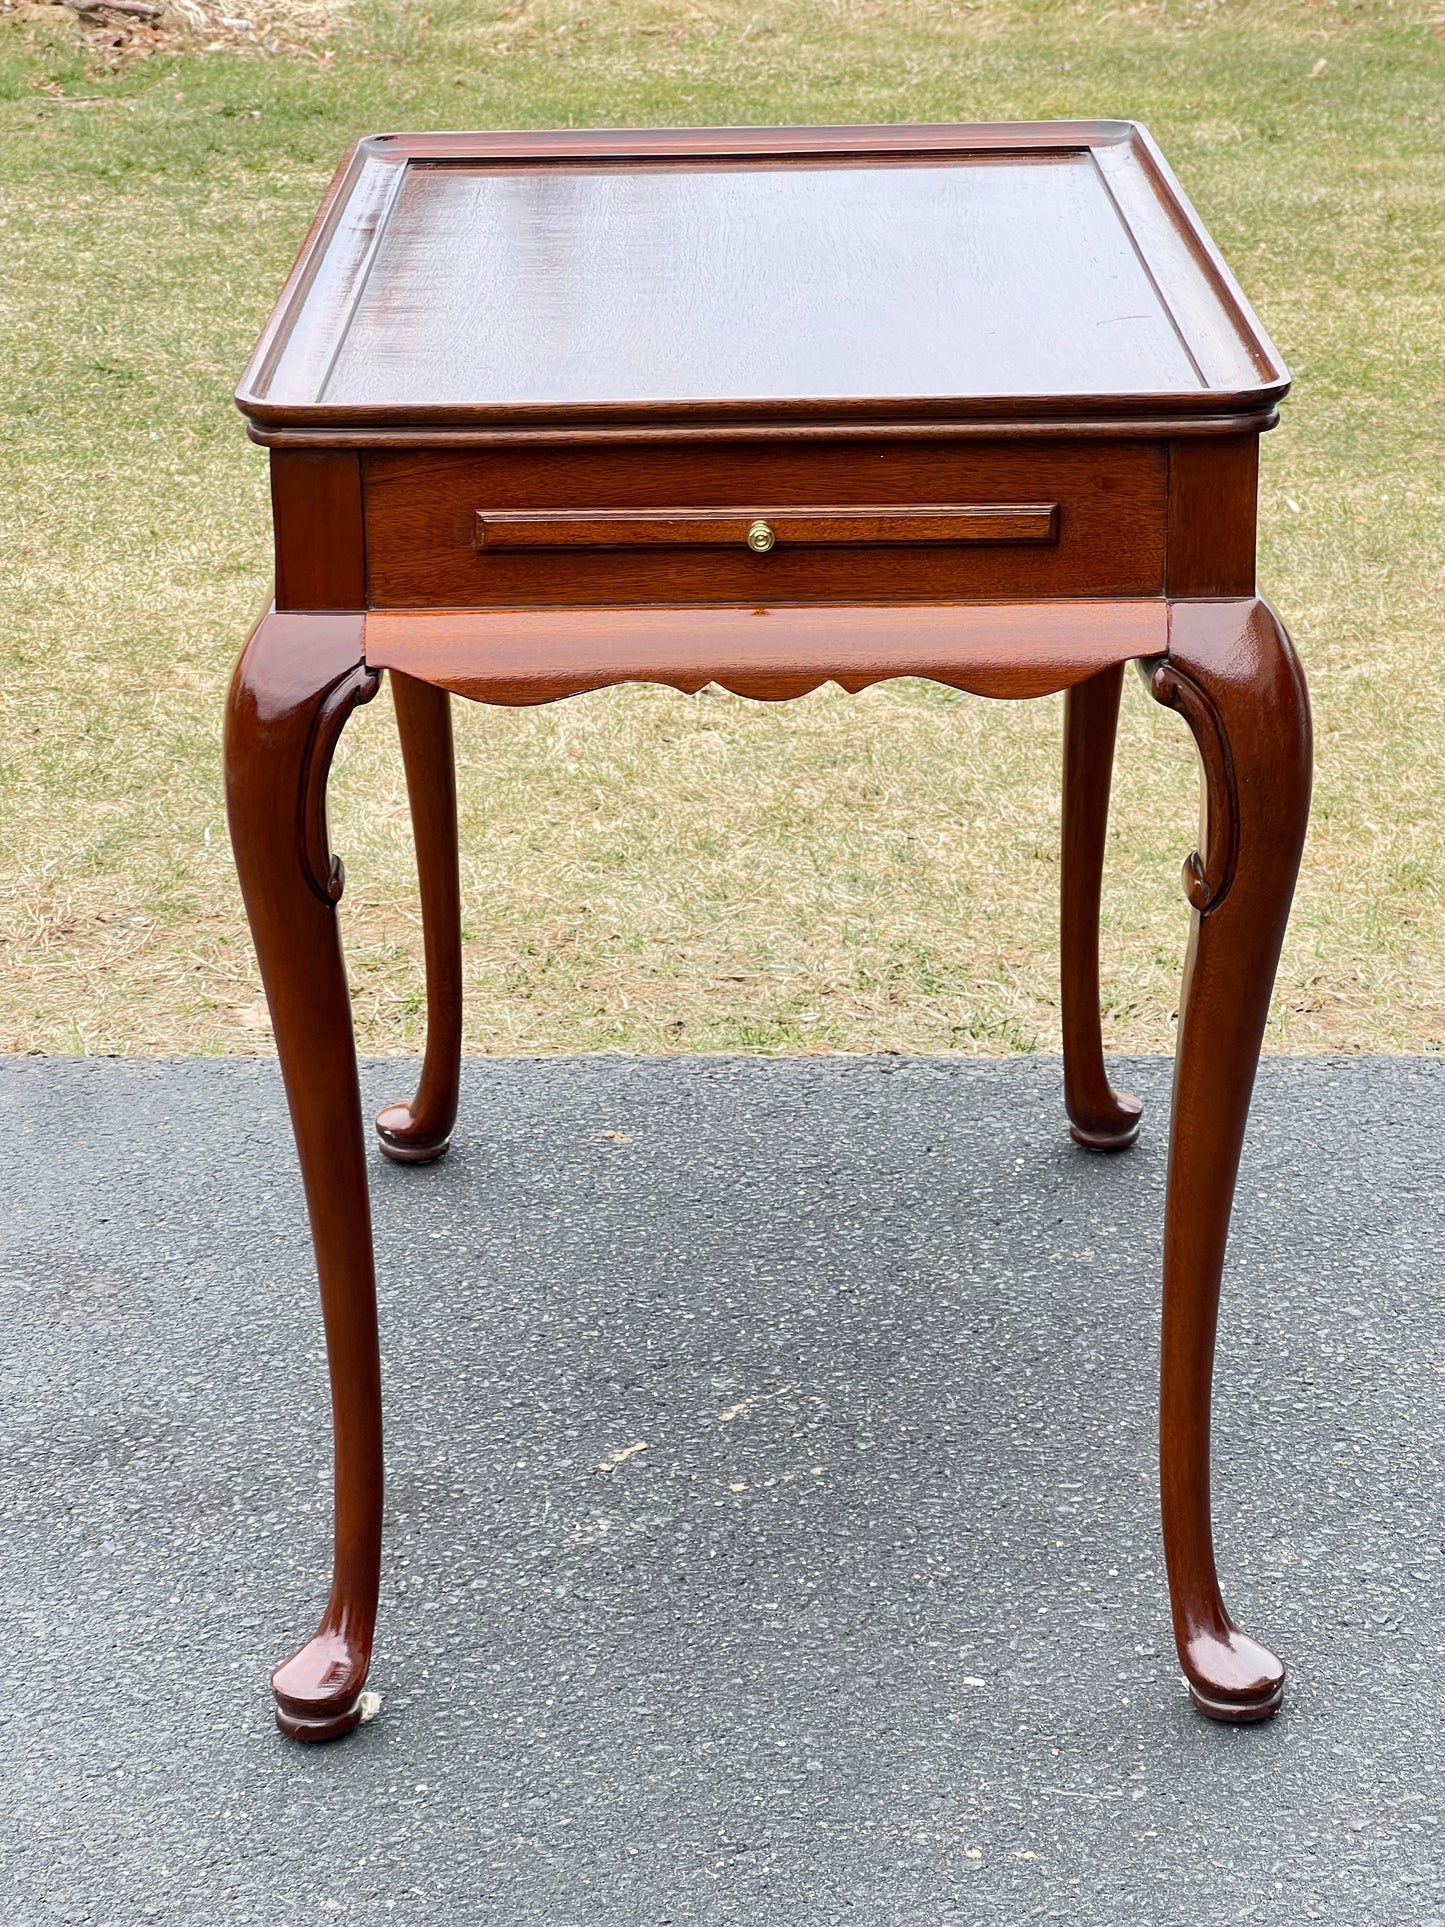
<box><xmin>237</xmin><ymin>123</ymin><xmax>1287</xmax><ymax>443</ymax></box>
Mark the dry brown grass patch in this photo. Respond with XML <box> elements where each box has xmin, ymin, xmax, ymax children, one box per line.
<box><xmin>2</xmin><ymin>0</ymin><xmax>344</xmax><ymax>65</ymax></box>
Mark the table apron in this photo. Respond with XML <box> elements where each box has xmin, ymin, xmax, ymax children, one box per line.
<box><xmin>362</xmin><ymin>600</ymin><xmax>1169</xmax><ymax>706</ymax></box>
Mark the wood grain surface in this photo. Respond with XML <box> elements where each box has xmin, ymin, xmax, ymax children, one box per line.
<box><xmin>362</xmin><ymin>599</ymin><xmax>1168</xmax><ymax>705</ymax></box>
<box><xmin>271</xmin><ymin>449</ymin><xmax>364</xmax><ymax>610</ymax></box>
<box><xmin>473</xmin><ymin>505</ymin><xmax>1059</xmax><ymax>549</ymax></box>
<box><xmin>363</xmin><ymin>439</ymin><xmax>1166</xmax><ymax>606</ymax></box>
<box><xmin>1165</xmin><ymin>435</ymin><xmax>1259</xmax><ymax>597</ymax></box>
<box><xmin>236</xmin><ymin>123</ymin><xmax>1288</xmax><ymax>441</ymax></box>
<box><xmin>321</xmin><ymin>155</ymin><xmax>1202</xmax><ymax>410</ymax></box>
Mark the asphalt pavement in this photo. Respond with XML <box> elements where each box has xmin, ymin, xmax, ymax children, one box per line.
<box><xmin>3</xmin><ymin>1053</ymin><xmax>1444</xmax><ymax>1925</ymax></box>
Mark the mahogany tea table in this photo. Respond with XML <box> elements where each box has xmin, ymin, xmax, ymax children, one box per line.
<box><xmin>224</xmin><ymin>122</ymin><xmax>1311</xmax><ymax>1741</ymax></box>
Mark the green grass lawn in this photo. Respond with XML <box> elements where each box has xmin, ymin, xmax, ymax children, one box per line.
<box><xmin>1</xmin><ymin>0</ymin><xmax>1442</xmax><ymax>1056</ymax></box>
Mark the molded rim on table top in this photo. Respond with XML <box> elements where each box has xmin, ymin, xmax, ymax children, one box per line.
<box><xmin>236</xmin><ymin>122</ymin><xmax>1289</xmax><ymax>447</ymax></box>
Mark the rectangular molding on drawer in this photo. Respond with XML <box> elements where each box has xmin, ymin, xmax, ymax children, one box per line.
<box><xmin>364</xmin><ymin>440</ymin><xmax>1167</xmax><ymax>607</ymax></box>
<box><xmin>475</xmin><ymin>505</ymin><xmax>1059</xmax><ymax>550</ymax></box>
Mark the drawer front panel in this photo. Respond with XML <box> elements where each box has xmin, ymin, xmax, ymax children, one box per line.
<box><xmin>363</xmin><ymin>440</ymin><xmax>1167</xmax><ymax>608</ymax></box>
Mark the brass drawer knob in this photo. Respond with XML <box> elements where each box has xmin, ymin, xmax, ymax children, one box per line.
<box><xmin>745</xmin><ymin>518</ymin><xmax>776</xmax><ymax>554</ymax></box>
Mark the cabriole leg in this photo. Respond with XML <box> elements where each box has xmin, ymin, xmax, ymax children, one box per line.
<box><xmin>376</xmin><ymin>672</ymin><xmax>463</xmax><ymax>1164</ymax></box>
<box><xmin>223</xmin><ymin>608</ymin><xmax>383</xmax><ymax>1742</ymax></box>
<box><xmin>1148</xmin><ymin>597</ymin><xmax>1311</xmax><ymax>1723</ymax></box>
<box><xmin>1061</xmin><ymin>662</ymin><xmax>1143</xmax><ymax>1149</ymax></box>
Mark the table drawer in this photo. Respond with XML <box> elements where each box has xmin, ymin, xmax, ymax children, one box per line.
<box><xmin>362</xmin><ymin>440</ymin><xmax>1167</xmax><ymax>608</ymax></box>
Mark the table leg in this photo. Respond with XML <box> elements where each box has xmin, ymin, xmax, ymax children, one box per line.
<box><xmin>1148</xmin><ymin>597</ymin><xmax>1311</xmax><ymax>1722</ymax></box>
<box><xmin>223</xmin><ymin>608</ymin><xmax>384</xmax><ymax>1742</ymax></box>
<box><xmin>1061</xmin><ymin>662</ymin><xmax>1143</xmax><ymax>1149</ymax></box>
<box><xmin>376</xmin><ymin>672</ymin><xmax>463</xmax><ymax>1164</ymax></box>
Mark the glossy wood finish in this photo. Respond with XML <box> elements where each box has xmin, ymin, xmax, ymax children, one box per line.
<box><xmin>323</xmin><ymin>154</ymin><xmax>1204</xmax><ymax>409</ymax></box>
<box><xmin>1166</xmin><ymin>436</ymin><xmax>1258</xmax><ymax>598</ymax></box>
<box><xmin>230</xmin><ymin>122</ymin><xmax>1306</xmax><ymax>1740</ymax></box>
<box><xmin>363</xmin><ymin>440</ymin><xmax>1167</xmax><ymax>608</ymax></box>
<box><xmin>223</xmin><ymin>608</ymin><xmax>383</xmax><ymax>1742</ymax></box>
<box><xmin>474</xmin><ymin>504</ymin><xmax>1060</xmax><ymax>548</ymax></box>
<box><xmin>1060</xmin><ymin>662</ymin><xmax>1142</xmax><ymax>1150</ymax></box>
<box><xmin>1146</xmin><ymin>597</ymin><xmax>1310</xmax><ymax>1720</ymax></box>
<box><xmin>271</xmin><ymin>449</ymin><xmax>365</xmax><ymax>610</ymax></box>
<box><xmin>237</xmin><ymin>123</ymin><xmax>1287</xmax><ymax>442</ymax></box>
<box><xmin>375</xmin><ymin>672</ymin><xmax>463</xmax><ymax>1164</ymax></box>
<box><xmin>363</xmin><ymin>600</ymin><xmax>1167</xmax><ymax>706</ymax></box>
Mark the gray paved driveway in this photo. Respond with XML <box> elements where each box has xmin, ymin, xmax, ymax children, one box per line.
<box><xmin>2</xmin><ymin>1054</ymin><xmax>1444</xmax><ymax>1925</ymax></box>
